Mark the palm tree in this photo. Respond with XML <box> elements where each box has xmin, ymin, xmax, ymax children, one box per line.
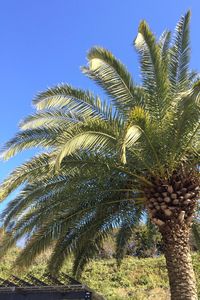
<box><xmin>0</xmin><ymin>11</ymin><xmax>199</xmax><ymax>299</ymax></box>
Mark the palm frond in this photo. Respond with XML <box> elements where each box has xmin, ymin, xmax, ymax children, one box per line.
<box><xmin>33</xmin><ymin>84</ymin><xmax>119</xmax><ymax>122</ymax></box>
<box><xmin>0</xmin><ymin>153</ymin><xmax>52</xmax><ymax>201</ymax></box>
<box><xmin>169</xmin><ymin>10</ymin><xmax>191</xmax><ymax>93</ymax></box>
<box><xmin>20</xmin><ymin>109</ymin><xmax>79</xmax><ymax>130</ymax></box>
<box><xmin>82</xmin><ymin>47</ymin><xmax>145</xmax><ymax>115</ymax></box>
<box><xmin>116</xmin><ymin>207</ymin><xmax>143</xmax><ymax>266</ymax></box>
<box><xmin>159</xmin><ymin>30</ymin><xmax>171</xmax><ymax>60</ymax></box>
<box><xmin>170</xmin><ymin>81</ymin><xmax>200</xmax><ymax>162</ymax></box>
<box><xmin>118</xmin><ymin>125</ymin><xmax>141</xmax><ymax>164</ymax></box>
<box><xmin>1</xmin><ymin>127</ymin><xmax>59</xmax><ymax>160</ymax></box>
<box><xmin>116</xmin><ymin>224</ymin><xmax>134</xmax><ymax>267</ymax></box>
<box><xmin>134</xmin><ymin>20</ymin><xmax>170</xmax><ymax>120</ymax></box>
<box><xmin>55</xmin><ymin>131</ymin><xmax>117</xmax><ymax>170</ymax></box>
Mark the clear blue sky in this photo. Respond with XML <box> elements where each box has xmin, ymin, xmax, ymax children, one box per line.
<box><xmin>0</xmin><ymin>0</ymin><xmax>200</xmax><ymax>211</ymax></box>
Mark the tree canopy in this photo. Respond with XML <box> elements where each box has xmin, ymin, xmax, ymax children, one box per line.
<box><xmin>0</xmin><ymin>11</ymin><xmax>199</xmax><ymax>282</ymax></box>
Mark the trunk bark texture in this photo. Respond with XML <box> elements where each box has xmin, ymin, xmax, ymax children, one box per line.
<box><xmin>144</xmin><ymin>169</ymin><xmax>199</xmax><ymax>299</ymax></box>
<box><xmin>160</xmin><ymin>222</ymin><xmax>198</xmax><ymax>300</ymax></box>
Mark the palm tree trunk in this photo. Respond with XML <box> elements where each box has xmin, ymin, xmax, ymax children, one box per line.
<box><xmin>160</xmin><ymin>221</ymin><xmax>198</xmax><ymax>300</ymax></box>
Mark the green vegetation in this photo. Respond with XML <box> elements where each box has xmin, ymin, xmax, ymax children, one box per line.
<box><xmin>80</xmin><ymin>257</ymin><xmax>169</xmax><ymax>300</ymax></box>
<box><xmin>0</xmin><ymin>10</ymin><xmax>199</xmax><ymax>300</ymax></box>
<box><xmin>1</xmin><ymin>250</ymin><xmax>200</xmax><ymax>299</ymax></box>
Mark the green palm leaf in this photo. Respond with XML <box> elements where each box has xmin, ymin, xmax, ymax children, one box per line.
<box><xmin>55</xmin><ymin>131</ymin><xmax>117</xmax><ymax>170</ymax></box>
<box><xmin>134</xmin><ymin>20</ymin><xmax>170</xmax><ymax>120</ymax></box>
<box><xmin>82</xmin><ymin>47</ymin><xmax>145</xmax><ymax>114</ymax></box>
<box><xmin>169</xmin><ymin>10</ymin><xmax>191</xmax><ymax>93</ymax></box>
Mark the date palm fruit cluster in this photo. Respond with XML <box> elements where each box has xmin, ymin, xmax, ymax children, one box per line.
<box><xmin>145</xmin><ymin>171</ymin><xmax>199</xmax><ymax>226</ymax></box>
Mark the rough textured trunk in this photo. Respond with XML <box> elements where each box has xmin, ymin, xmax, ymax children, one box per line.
<box><xmin>144</xmin><ymin>169</ymin><xmax>199</xmax><ymax>299</ymax></box>
<box><xmin>160</xmin><ymin>221</ymin><xmax>198</xmax><ymax>300</ymax></box>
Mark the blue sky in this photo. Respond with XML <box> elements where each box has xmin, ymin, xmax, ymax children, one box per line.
<box><xmin>0</xmin><ymin>0</ymin><xmax>200</xmax><ymax>211</ymax></box>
